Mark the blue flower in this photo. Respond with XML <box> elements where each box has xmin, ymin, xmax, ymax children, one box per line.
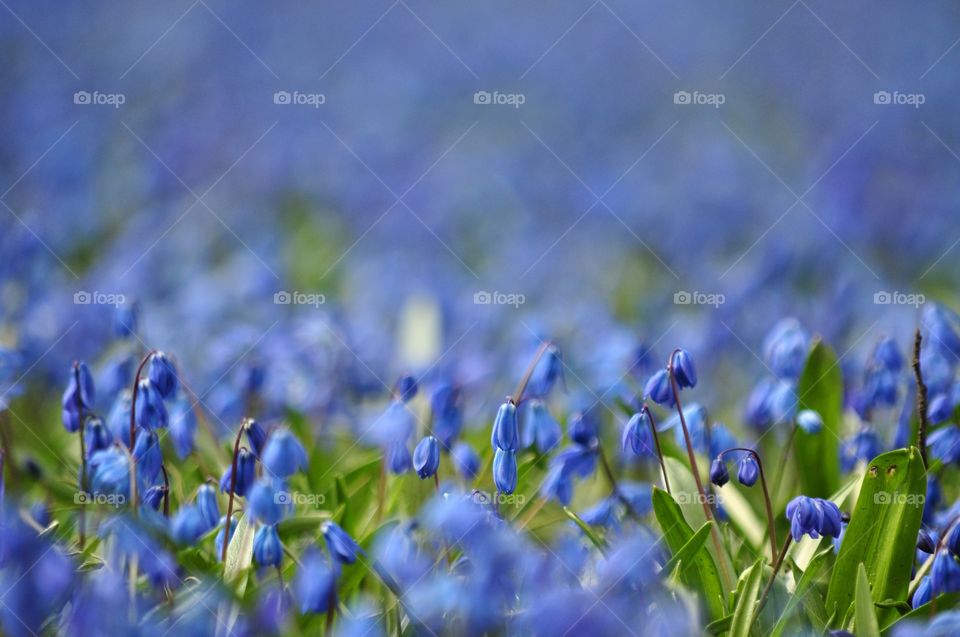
<box><xmin>88</xmin><ymin>447</ymin><xmax>130</xmax><ymax>501</ymax></box>
<box><xmin>568</xmin><ymin>410</ymin><xmax>599</xmax><ymax>446</ymax></box>
<box><xmin>796</xmin><ymin>409</ymin><xmax>823</xmax><ymax>434</ymax></box>
<box><xmin>912</xmin><ymin>575</ymin><xmax>932</xmax><ymax>608</ymax></box>
<box><xmin>430</xmin><ymin>383</ymin><xmax>463</xmax><ymax>446</ymax></box>
<box><xmin>621</xmin><ymin>411</ymin><xmax>654</xmax><ymax>457</ymax></box>
<box><xmin>708</xmin><ymin>422</ymin><xmax>738</xmax><ymax>458</ymax></box>
<box><xmin>928</xmin><ymin>393</ymin><xmax>954</xmax><ymax>424</ymax></box>
<box><xmin>918</xmin><ymin>528</ymin><xmax>938</xmax><ymax>554</ymax></box>
<box><xmin>134</xmin><ymin>379</ymin><xmax>168</xmax><ymax>430</ymax></box>
<box><xmin>295</xmin><ymin>547</ymin><xmax>338</xmax><ymax>614</ymax></box>
<box><xmin>322</xmin><ymin>521</ymin><xmax>363</xmax><ymax>565</ymax></box>
<box><xmin>84</xmin><ymin>417</ymin><xmax>111</xmax><ymax>456</ymax></box>
<box><xmin>133</xmin><ymin>428</ymin><xmax>163</xmax><ymax>487</ymax></box>
<box><xmin>451</xmin><ymin>442</ymin><xmax>480</xmax><ymax>480</ymax></box>
<box><xmin>737</xmin><ymin>454</ymin><xmax>759</xmax><ymax>487</ymax></box>
<box><xmin>170</xmin><ymin>505</ymin><xmax>208</xmax><ymax>544</ymax></box>
<box><xmin>62</xmin><ymin>361</ymin><xmax>95</xmax><ymax>433</ymax></box>
<box><xmin>840</xmin><ymin>427</ymin><xmax>882</xmax><ymax>472</ymax></box>
<box><xmin>253</xmin><ymin>524</ymin><xmax>283</xmax><ymax>568</ymax></box>
<box><xmin>874</xmin><ymin>336</ymin><xmax>904</xmax><ymax>373</ymax></box>
<box><xmin>493</xmin><ymin>448</ymin><xmax>517</xmax><ymax>494</ymax></box>
<box><xmin>167</xmin><ymin>396</ymin><xmax>197</xmax><ymax>460</ymax></box>
<box><xmin>147</xmin><ymin>351</ymin><xmax>178</xmax><ymax>399</ymax></box>
<box><xmin>931</xmin><ymin>549</ymin><xmax>960</xmax><ymax>596</ymax></box>
<box><xmin>413</xmin><ymin>436</ymin><xmax>440</xmax><ymax>480</ymax></box>
<box><xmin>196</xmin><ymin>483</ymin><xmax>220</xmax><ymax>529</ymax></box>
<box><xmin>394</xmin><ymin>374</ymin><xmax>419</xmax><ymax>403</ymax></box>
<box><xmin>785</xmin><ymin>496</ymin><xmax>842</xmax><ymax>541</ymax></box>
<box><xmin>709</xmin><ymin>456</ymin><xmax>729</xmax><ymax>487</ymax></box>
<box><xmin>262</xmin><ymin>428</ymin><xmax>307</xmax><ymax>478</ymax></box>
<box><xmin>106</xmin><ymin>392</ymin><xmax>132</xmax><ymax>447</ymax></box>
<box><xmin>671</xmin><ymin>349</ymin><xmax>697</xmax><ymax>389</ymax></box>
<box><xmin>219</xmin><ymin>448</ymin><xmax>256</xmax><ymax>497</ymax></box>
<box><xmin>644</xmin><ymin>369</ymin><xmax>674</xmax><ymax>407</ymax></box>
<box><xmin>579</xmin><ymin>497</ymin><xmax>617</xmax><ymax>529</ymax></box>
<box><xmin>923</xmin><ymin>304</ymin><xmax>960</xmax><ymax>361</ymax></box>
<box><xmin>490</xmin><ymin>401</ymin><xmax>519</xmax><ymax>451</ymax></box>
<box><xmin>142</xmin><ymin>485</ymin><xmax>165</xmax><ymax>510</ymax></box>
<box><xmin>386</xmin><ymin>441</ymin><xmax>412</xmax><ymax>474</ymax></box>
<box><xmin>527</xmin><ymin>343</ymin><xmax>564</xmax><ymax>398</ymax></box>
<box><xmin>521</xmin><ymin>399</ymin><xmax>561</xmax><ymax>453</ymax></box>
<box><xmin>113</xmin><ymin>302</ymin><xmax>139</xmax><ymax>339</ymax></box>
<box><xmin>248</xmin><ymin>479</ymin><xmax>292</xmax><ymax>525</ymax></box>
<box><xmin>763</xmin><ymin>318</ymin><xmax>810</xmax><ymax>380</ymax></box>
<box><xmin>245</xmin><ymin>419</ymin><xmax>268</xmax><ymax>457</ymax></box>
<box><xmin>540</xmin><ymin>445</ymin><xmax>597</xmax><ymax>505</ymax></box>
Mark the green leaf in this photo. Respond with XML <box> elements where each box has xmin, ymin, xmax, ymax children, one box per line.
<box><xmin>770</xmin><ymin>546</ymin><xmax>834</xmax><ymax>637</ymax></box>
<box><xmin>729</xmin><ymin>559</ymin><xmax>764</xmax><ymax>637</ymax></box>
<box><xmin>826</xmin><ymin>447</ymin><xmax>926</xmax><ymax>628</ymax></box>
<box><xmin>855</xmin><ymin>563</ymin><xmax>881</xmax><ymax>637</ymax></box>
<box><xmin>794</xmin><ymin>340</ymin><xmax>843</xmax><ymax>497</ymax></box>
<box><xmin>662</xmin><ymin>521</ymin><xmax>713</xmax><ymax>575</ymax></box>
<box><xmin>223</xmin><ymin>512</ymin><xmax>255</xmax><ymax>584</ymax></box>
<box><xmin>652</xmin><ymin>487</ymin><xmax>726</xmax><ymax>620</ymax></box>
<box><xmin>562</xmin><ymin>507</ymin><xmax>608</xmax><ymax>555</ymax></box>
<box><xmin>881</xmin><ymin>593</ymin><xmax>960</xmax><ymax>635</ymax></box>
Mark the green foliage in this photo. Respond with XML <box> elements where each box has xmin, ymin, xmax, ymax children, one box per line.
<box><xmin>729</xmin><ymin>558</ymin><xmax>764</xmax><ymax>637</ymax></box>
<box><xmin>794</xmin><ymin>340</ymin><xmax>843</xmax><ymax>498</ymax></box>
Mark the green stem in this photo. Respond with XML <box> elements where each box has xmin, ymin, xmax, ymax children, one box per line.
<box><xmin>717</xmin><ymin>447</ymin><xmax>778</xmax><ymax>563</ymax></box>
<box><xmin>913</xmin><ymin>329</ymin><xmax>930</xmax><ymax>468</ymax></box>
<box><xmin>642</xmin><ymin>404</ymin><xmax>671</xmax><ymax>494</ymax></box>
<box><xmin>755</xmin><ymin>535</ymin><xmax>793</xmax><ymax>621</ymax></box>
<box><xmin>221</xmin><ymin>420</ymin><xmax>248</xmax><ymax>564</ymax></box>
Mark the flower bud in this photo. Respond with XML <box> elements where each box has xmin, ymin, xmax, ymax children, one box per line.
<box><xmin>197</xmin><ymin>483</ymin><xmax>220</xmax><ymax>529</ymax></box>
<box><xmin>147</xmin><ymin>351</ymin><xmax>178</xmax><ymax>399</ymax></box>
<box><xmin>413</xmin><ymin>436</ymin><xmax>440</xmax><ymax>480</ymax></box>
<box><xmin>493</xmin><ymin>448</ymin><xmax>517</xmax><ymax>495</ymax></box>
<box><xmin>490</xmin><ymin>401</ymin><xmax>519</xmax><ymax>451</ymax></box>
<box><xmin>254</xmin><ymin>524</ymin><xmax>283</xmax><ymax>568</ymax></box>
<box><xmin>671</xmin><ymin>349</ymin><xmax>697</xmax><ymax>389</ymax></box>
<box><xmin>644</xmin><ymin>369</ymin><xmax>675</xmax><ymax>407</ymax></box>
<box><xmin>322</xmin><ymin>521</ymin><xmax>363</xmax><ymax>565</ymax></box>
<box><xmin>709</xmin><ymin>456</ymin><xmax>729</xmax><ymax>487</ymax></box>
<box><xmin>262</xmin><ymin>428</ymin><xmax>308</xmax><ymax>478</ymax></box>
<box><xmin>451</xmin><ymin>442</ymin><xmax>480</xmax><ymax>480</ymax></box>
<box><xmin>796</xmin><ymin>409</ymin><xmax>823</xmax><ymax>434</ymax></box>
<box><xmin>135</xmin><ymin>379</ymin><xmax>168</xmax><ymax>430</ymax></box>
<box><xmin>248</xmin><ymin>478</ymin><xmax>291</xmax><ymax>525</ymax></box>
<box><xmin>219</xmin><ymin>448</ymin><xmax>256</xmax><ymax>497</ymax></box>
<box><xmin>737</xmin><ymin>454</ymin><xmax>759</xmax><ymax>487</ymax></box>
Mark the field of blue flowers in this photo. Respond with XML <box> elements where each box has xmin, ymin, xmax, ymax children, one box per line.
<box><xmin>4</xmin><ymin>2</ymin><xmax>960</xmax><ymax>636</ymax></box>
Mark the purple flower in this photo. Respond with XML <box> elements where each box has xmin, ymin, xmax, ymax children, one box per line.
<box><xmin>413</xmin><ymin>435</ymin><xmax>440</xmax><ymax>479</ymax></box>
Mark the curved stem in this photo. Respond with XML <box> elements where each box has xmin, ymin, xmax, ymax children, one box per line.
<box><xmin>221</xmin><ymin>420</ymin><xmax>248</xmax><ymax>563</ymax></box>
<box><xmin>668</xmin><ymin>349</ymin><xmax>733</xmax><ymax>591</ymax></box>
<box><xmin>597</xmin><ymin>444</ymin><xmax>643</xmax><ymax>520</ymax></box>
<box><xmin>511</xmin><ymin>341</ymin><xmax>553</xmax><ymax>406</ymax></box>
<box><xmin>718</xmin><ymin>447</ymin><xmax>778</xmax><ymax>563</ymax></box>
<box><xmin>641</xmin><ymin>404</ymin><xmax>671</xmax><ymax>494</ymax></box>
<box><xmin>129</xmin><ymin>350</ymin><xmax>158</xmax><ymax>451</ymax></box>
<box><xmin>160</xmin><ymin>464</ymin><xmax>170</xmax><ymax>517</ymax></box>
<box><xmin>913</xmin><ymin>329</ymin><xmax>930</xmax><ymax>468</ymax></box>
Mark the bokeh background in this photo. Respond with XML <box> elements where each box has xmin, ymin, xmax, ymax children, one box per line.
<box><xmin>3</xmin><ymin>0</ymin><xmax>959</xmax><ymax>427</ymax></box>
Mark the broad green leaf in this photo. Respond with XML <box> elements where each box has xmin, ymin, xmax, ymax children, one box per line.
<box><xmin>826</xmin><ymin>447</ymin><xmax>926</xmax><ymax>627</ymax></box>
<box><xmin>715</xmin><ymin>481</ymin><xmax>764</xmax><ymax>550</ymax></box>
<box><xmin>855</xmin><ymin>563</ymin><xmax>881</xmax><ymax>637</ymax></box>
<box><xmin>662</xmin><ymin>521</ymin><xmax>713</xmax><ymax>575</ymax></box>
<box><xmin>770</xmin><ymin>546</ymin><xmax>834</xmax><ymax>637</ymax></box>
<box><xmin>705</xmin><ymin>615</ymin><xmax>732</xmax><ymax>635</ymax></box>
<box><xmin>794</xmin><ymin>340</ymin><xmax>843</xmax><ymax>497</ymax></box>
<box><xmin>219</xmin><ymin>512</ymin><xmax>256</xmax><ymax>636</ymax></box>
<box><xmin>652</xmin><ymin>487</ymin><xmax>726</xmax><ymax>620</ymax></box>
<box><xmin>729</xmin><ymin>559</ymin><xmax>764</xmax><ymax>637</ymax></box>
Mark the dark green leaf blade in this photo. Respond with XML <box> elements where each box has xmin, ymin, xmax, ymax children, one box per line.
<box><xmin>794</xmin><ymin>340</ymin><xmax>843</xmax><ymax>497</ymax></box>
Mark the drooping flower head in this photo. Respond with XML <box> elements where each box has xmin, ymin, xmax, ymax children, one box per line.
<box><xmin>644</xmin><ymin>369</ymin><xmax>674</xmax><ymax>407</ymax></box>
<box><xmin>785</xmin><ymin>496</ymin><xmax>842</xmax><ymax>541</ymax></box>
<box><xmin>147</xmin><ymin>351</ymin><xmax>178</xmax><ymax>400</ymax></box>
<box><xmin>295</xmin><ymin>547</ymin><xmax>339</xmax><ymax>614</ymax></box>
<box><xmin>670</xmin><ymin>349</ymin><xmax>697</xmax><ymax>389</ymax></box>
<box><xmin>522</xmin><ymin>399</ymin><xmax>561</xmax><ymax>453</ymax></box>
<box><xmin>253</xmin><ymin>524</ymin><xmax>283</xmax><ymax>568</ymax></box>
<box><xmin>413</xmin><ymin>435</ymin><xmax>440</xmax><ymax>480</ymax></box>
<box><xmin>262</xmin><ymin>428</ymin><xmax>308</xmax><ymax>478</ymax></box>
<box><xmin>394</xmin><ymin>374</ymin><xmax>419</xmax><ymax>403</ymax></box>
<box><xmin>219</xmin><ymin>448</ymin><xmax>256</xmax><ymax>497</ymax></box>
<box><xmin>451</xmin><ymin>442</ymin><xmax>480</xmax><ymax>480</ymax></box>
<box><xmin>621</xmin><ymin>410</ymin><xmax>654</xmax><ymax>457</ymax></box>
<box><xmin>737</xmin><ymin>454</ymin><xmax>759</xmax><ymax>487</ymax></box>
<box><xmin>62</xmin><ymin>361</ymin><xmax>95</xmax><ymax>433</ymax></box>
<box><xmin>709</xmin><ymin>456</ymin><xmax>729</xmax><ymax>487</ymax></box>
<box><xmin>134</xmin><ymin>379</ymin><xmax>168</xmax><ymax>431</ymax></box>
<box><xmin>322</xmin><ymin>521</ymin><xmax>363</xmax><ymax>565</ymax></box>
<box><xmin>491</xmin><ymin>400</ymin><xmax>519</xmax><ymax>452</ymax></box>
<box><xmin>493</xmin><ymin>448</ymin><xmax>517</xmax><ymax>495</ymax></box>
<box><xmin>763</xmin><ymin>318</ymin><xmax>810</xmax><ymax>380</ymax></box>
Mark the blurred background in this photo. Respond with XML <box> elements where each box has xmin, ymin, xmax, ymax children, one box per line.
<box><xmin>2</xmin><ymin>0</ymin><xmax>959</xmax><ymax>428</ymax></box>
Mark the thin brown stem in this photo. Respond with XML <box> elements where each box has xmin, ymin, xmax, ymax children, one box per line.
<box><xmin>755</xmin><ymin>535</ymin><xmax>793</xmax><ymax>621</ymax></box>
<box><xmin>642</xmin><ymin>404</ymin><xmax>671</xmax><ymax>494</ymax></box>
<box><xmin>668</xmin><ymin>349</ymin><xmax>733</xmax><ymax>591</ymax></box>
<box><xmin>913</xmin><ymin>329</ymin><xmax>929</xmax><ymax>468</ymax></box>
<box><xmin>128</xmin><ymin>350</ymin><xmax>158</xmax><ymax>452</ymax></box>
<box><xmin>511</xmin><ymin>341</ymin><xmax>553</xmax><ymax>405</ymax></box>
<box><xmin>73</xmin><ymin>362</ymin><xmax>87</xmax><ymax>549</ymax></box>
<box><xmin>160</xmin><ymin>464</ymin><xmax>170</xmax><ymax>517</ymax></box>
<box><xmin>718</xmin><ymin>447</ymin><xmax>778</xmax><ymax>563</ymax></box>
<box><xmin>597</xmin><ymin>444</ymin><xmax>643</xmax><ymax>520</ymax></box>
<box><xmin>221</xmin><ymin>420</ymin><xmax>248</xmax><ymax>564</ymax></box>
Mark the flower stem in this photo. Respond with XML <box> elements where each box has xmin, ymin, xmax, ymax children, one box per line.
<box><xmin>160</xmin><ymin>464</ymin><xmax>170</xmax><ymax>517</ymax></box>
<box><xmin>667</xmin><ymin>349</ymin><xmax>733</xmax><ymax>591</ymax></box>
<box><xmin>73</xmin><ymin>362</ymin><xmax>87</xmax><ymax>550</ymax></box>
<box><xmin>221</xmin><ymin>419</ymin><xmax>248</xmax><ymax>564</ymax></box>
<box><xmin>642</xmin><ymin>404</ymin><xmax>671</xmax><ymax>494</ymax></box>
<box><xmin>511</xmin><ymin>341</ymin><xmax>553</xmax><ymax>405</ymax></box>
<box><xmin>755</xmin><ymin>534</ymin><xmax>793</xmax><ymax>621</ymax></box>
<box><xmin>913</xmin><ymin>329</ymin><xmax>930</xmax><ymax>468</ymax></box>
<box><xmin>597</xmin><ymin>443</ymin><xmax>643</xmax><ymax>520</ymax></box>
<box><xmin>717</xmin><ymin>447</ymin><xmax>778</xmax><ymax>563</ymax></box>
